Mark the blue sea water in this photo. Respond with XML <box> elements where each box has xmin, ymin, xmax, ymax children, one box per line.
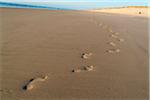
<box><xmin>0</xmin><ymin>2</ymin><xmax>71</xmax><ymax>10</ymax></box>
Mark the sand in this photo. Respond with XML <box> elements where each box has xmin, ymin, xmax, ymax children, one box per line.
<box><xmin>89</xmin><ymin>7</ymin><xmax>150</xmax><ymax>18</ymax></box>
<box><xmin>0</xmin><ymin>8</ymin><xmax>149</xmax><ymax>100</ymax></box>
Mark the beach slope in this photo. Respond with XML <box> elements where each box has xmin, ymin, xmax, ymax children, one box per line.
<box><xmin>0</xmin><ymin>8</ymin><xmax>149</xmax><ymax>100</ymax></box>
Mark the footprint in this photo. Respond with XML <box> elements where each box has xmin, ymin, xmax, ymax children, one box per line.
<box><xmin>81</xmin><ymin>53</ymin><xmax>93</xmax><ymax>59</ymax></box>
<box><xmin>117</xmin><ymin>38</ymin><xmax>124</xmax><ymax>42</ymax></box>
<box><xmin>107</xmin><ymin>42</ymin><xmax>116</xmax><ymax>47</ymax></box>
<box><xmin>84</xmin><ymin>65</ymin><xmax>94</xmax><ymax>71</ymax></box>
<box><xmin>110</xmin><ymin>34</ymin><xmax>124</xmax><ymax>42</ymax></box>
<box><xmin>0</xmin><ymin>89</ymin><xmax>13</xmax><ymax>94</ymax></box>
<box><xmin>72</xmin><ymin>69</ymin><xmax>82</xmax><ymax>73</ymax></box>
<box><xmin>23</xmin><ymin>75</ymin><xmax>48</xmax><ymax>91</ymax></box>
<box><xmin>106</xmin><ymin>49</ymin><xmax>120</xmax><ymax>53</ymax></box>
<box><xmin>72</xmin><ymin>65</ymin><xmax>94</xmax><ymax>73</ymax></box>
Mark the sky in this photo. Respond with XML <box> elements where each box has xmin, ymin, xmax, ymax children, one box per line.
<box><xmin>0</xmin><ymin>0</ymin><xmax>149</xmax><ymax>10</ymax></box>
<box><xmin>0</xmin><ymin>0</ymin><xmax>149</xmax><ymax>2</ymax></box>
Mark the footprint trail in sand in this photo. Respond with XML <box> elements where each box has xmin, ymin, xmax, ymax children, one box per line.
<box><xmin>72</xmin><ymin>52</ymin><xmax>94</xmax><ymax>73</ymax></box>
<box><xmin>107</xmin><ymin>30</ymin><xmax>125</xmax><ymax>53</ymax></box>
<box><xmin>94</xmin><ymin>20</ymin><xmax>125</xmax><ymax>54</ymax></box>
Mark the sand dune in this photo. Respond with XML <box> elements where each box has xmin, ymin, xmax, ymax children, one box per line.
<box><xmin>0</xmin><ymin>8</ymin><xmax>149</xmax><ymax>100</ymax></box>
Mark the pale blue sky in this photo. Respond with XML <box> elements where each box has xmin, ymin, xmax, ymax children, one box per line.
<box><xmin>0</xmin><ymin>0</ymin><xmax>149</xmax><ymax>2</ymax></box>
<box><xmin>0</xmin><ymin>0</ymin><xmax>149</xmax><ymax>10</ymax></box>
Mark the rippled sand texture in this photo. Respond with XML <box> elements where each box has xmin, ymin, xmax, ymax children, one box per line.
<box><xmin>0</xmin><ymin>8</ymin><xmax>149</xmax><ymax>100</ymax></box>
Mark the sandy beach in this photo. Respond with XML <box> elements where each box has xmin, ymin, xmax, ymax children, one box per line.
<box><xmin>0</xmin><ymin>8</ymin><xmax>149</xmax><ymax>100</ymax></box>
<box><xmin>89</xmin><ymin>7</ymin><xmax>150</xmax><ymax>18</ymax></box>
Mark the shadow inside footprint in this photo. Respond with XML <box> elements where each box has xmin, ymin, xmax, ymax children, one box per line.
<box><xmin>22</xmin><ymin>78</ymin><xmax>34</xmax><ymax>90</ymax></box>
<box><xmin>22</xmin><ymin>76</ymin><xmax>48</xmax><ymax>91</ymax></box>
<box><xmin>117</xmin><ymin>38</ymin><xmax>124</xmax><ymax>42</ymax></box>
<box><xmin>81</xmin><ymin>53</ymin><xmax>92</xmax><ymax>59</ymax></box>
<box><xmin>72</xmin><ymin>69</ymin><xmax>81</xmax><ymax>73</ymax></box>
<box><xmin>72</xmin><ymin>65</ymin><xmax>94</xmax><ymax>73</ymax></box>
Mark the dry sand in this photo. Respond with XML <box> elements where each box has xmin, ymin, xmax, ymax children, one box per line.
<box><xmin>0</xmin><ymin>8</ymin><xmax>149</xmax><ymax>100</ymax></box>
<box><xmin>89</xmin><ymin>7</ymin><xmax>150</xmax><ymax>18</ymax></box>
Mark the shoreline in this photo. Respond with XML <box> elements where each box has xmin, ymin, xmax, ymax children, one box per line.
<box><xmin>1</xmin><ymin>7</ymin><xmax>149</xmax><ymax>18</ymax></box>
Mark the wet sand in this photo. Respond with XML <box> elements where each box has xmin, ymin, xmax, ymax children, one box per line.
<box><xmin>0</xmin><ymin>8</ymin><xmax>149</xmax><ymax>100</ymax></box>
